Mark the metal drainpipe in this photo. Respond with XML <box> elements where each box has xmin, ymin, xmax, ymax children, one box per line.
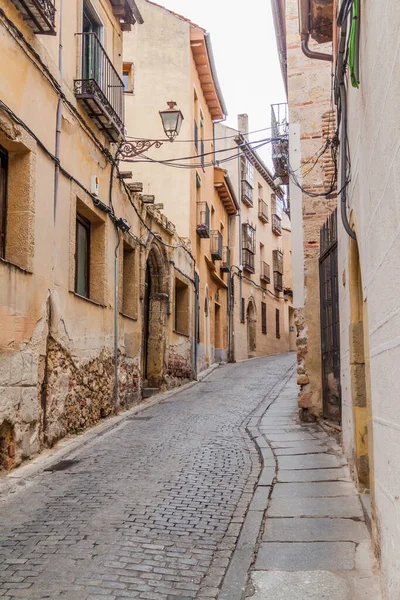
<box><xmin>301</xmin><ymin>36</ymin><xmax>333</xmax><ymax>62</ymax></box>
<box><xmin>237</xmin><ymin>148</ymin><xmax>243</xmax><ymax>338</ymax></box>
<box><xmin>54</xmin><ymin>0</ymin><xmax>63</xmax><ymax>220</ymax></box>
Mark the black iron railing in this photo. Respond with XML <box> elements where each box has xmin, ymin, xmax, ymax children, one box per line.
<box><xmin>258</xmin><ymin>199</ymin><xmax>269</xmax><ymax>223</ymax></box>
<box><xmin>196</xmin><ymin>202</ymin><xmax>210</xmax><ymax>238</ymax></box>
<box><xmin>274</xmin><ymin>271</ymin><xmax>283</xmax><ymax>291</ymax></box>
<box><xmin>210</xmin><ymin>230</ymin><xmax>223</xmax><ymax>260</ymax></box>
<box><xmin>260</xmin><ymin>261</ymin><xmax>271</xmax><ymax>284</ymax></box>
<box><xmin>241</xmin><ymin>180</ymin><xmax>253</xmax><ymax>207</ymax></box>
<box><xmin>272</xmin><ymin>213</ymin><xmax>282</xmax><ymax>235</ymax></box>
<box><xmin>221</xmin><ymin>246</ymin><xmax>230</xmax><ymax>272</ymax></box>
<box><xmin>242</xmin><ymin>223</ymin><xmax>256</xmax><ymax>254</ymax></box>
<box><xmin>273</xmin><ymin>249</ymin><xmax>283</xmax><ymax>274</ymax></box>
<box><xmin>74</xmin><ymin>32</ymin><xmax>124</xmax><ymax>142</ymax></box>
<box><xmin>10</xmin><ymin>0</ymin><xmax>56</xmax><ymax>34</ymax></box>
<box><xmin>242</xmin><ymin>249</ymin><xmax>255</xmax><ymax>274</ymax></box>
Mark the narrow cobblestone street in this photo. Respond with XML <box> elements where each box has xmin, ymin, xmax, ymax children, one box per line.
<box><xmin>0</xmin><ymin>353</ymin><xmax>381</xmax><ymax>600</ymax></box>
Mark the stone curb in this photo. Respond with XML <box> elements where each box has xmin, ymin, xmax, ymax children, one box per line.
<box><xmin>0</xmin><ymin>362</ymin><xmax>221</xmax><ymax>503</ymax></box>
<box><xmin>217</xmin><ymin>362</ymin><xmax>296</xmax><ymax>600</ymax></box>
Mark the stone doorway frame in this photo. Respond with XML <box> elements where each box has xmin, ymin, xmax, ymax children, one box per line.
<box><xmin>142</xmin><ymin>242</ymin><xmax>170</xmax><ymax>387</ymax></box>
<box><xmin>247</xmin><ymin>297</ymin><xmax>257</xmax><ymax>357</ymax></box>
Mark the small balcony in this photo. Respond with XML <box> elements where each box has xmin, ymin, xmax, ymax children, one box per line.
<box><xmin>274</xmin><ymin>271</ymin><xmax>283</xmax><ymax>292</ymax></box>
<box><xmin>260</xmin><ymin>261</ymin><xmax>271</xmax><ymax>284</ymax></box>
<box><xmin>241</xmin><ymin>180</ymin><xmax>253</xmax><ymax>207</ymax></box>
<box><xmin>258</xmin><ymin>199</ymin><xmax>269</xmax><ymax>223</ymax></box>
<box><xmin>272</xmin><ymin>213</ymin><xmax>282</xmax><ymax>235</ymax></box>
<box><xmin>10</xmin><ymin>0</ymin><xmax>56</xmax><ymax>35</ymax></box>
<box><xmin>210</xmin><ymin>230</ymin><xmax>223</xmax><ymax>261</ymax></box>
<box><xmin>242</xmin><ymin>249</ymin><xmax>255</xmax><ymax>274</ymax></box>
<box><xmin>271</xmin><ymin>103</ymin><xmax>289</xmax><ymax>185</ymax></box>
<box><xmin>196</xmin><ymin>202</ymin><xmax>210</xmax><ymax>238</ymax></box>
<box><xmin>273</xmin><ymin>249</ymin><xmax>283</xmax><ymax>274</ymax></box>
<box><xmin>220</xmin><ymin>246</ymin><xmax>230</xmax><ymax>272</ymax></box>
<box><xmin>242</xmin><ymin>223</ymin><xmax>256</xmax><ymax>254</ymax></box>
<box><xmin>74</xmin><ymin>32</ymin><xmax>125</xmax><ymax>142</ymax></box>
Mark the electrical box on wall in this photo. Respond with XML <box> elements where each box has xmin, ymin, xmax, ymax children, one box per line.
<box><xmin>91</xmin><ymin>175</ymin><xmax>99</xmax><ymax>197</ymax></box>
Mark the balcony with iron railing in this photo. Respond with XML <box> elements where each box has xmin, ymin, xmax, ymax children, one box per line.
<box><xmin>210</xmin><ymin>230</ymin><xmax>223</xmax><ymax>261</ymax></box>
<box><xmin>10</xmin><ymin>0</ymin><xmax>56</xmax><ymax>34</ymax></box>
<box><xmin>242</xmin><ymin>249</ymin><xmax>255</xmax><ymax>274</ymax></box>
<box><xmin>242</xmin><ymin>223</ymin><xmax>256</xmax><ymax>254</ymax></box>
<box><xmin>274</xmin><ymin>271</ymin><xmax>283</xmax><ymax>292</ymax></box>
<box><xmin>260</xmin><ymin>261</ymin><xmax>271</xmax><ymax>284</ymax></box>
<box><xmin>220</xmin><ymin>246</ymin><xmax>230</xmax><ymax>272</ymax></box>
<box><xmin>272</xmin><ymin>213</ymin><xmax>282</xmax><ymax>235</ymax></box>
<box><xmin>241</xmin><ymin>180</ymin><xmax>253</xmax><ymax>207</ymax></box>
<box><xmin>196</xmin><ymin>202</ymin><xmax>210</xmax><ymax>238</ymax></box>
<box><xmin>273</xmin><ymin>249</ymin><xmax>283</xmax><ymax>274</ymax></box>
<box><xmin>258</xmin><ymin>199</ymin><xmax>269</xmax><ymax>223</ymax></box>
<box><xmin>74</xmin><ymin>32</ymin><xmax>125</xmax><ymax>142</ymax></box>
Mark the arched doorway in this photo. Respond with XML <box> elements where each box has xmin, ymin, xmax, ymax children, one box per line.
<box><xmin>247</xmin><ymin>298</ymin><xmax>257</xmax><ymax>358</ymax></box>
<box><xmin>349</xmin><ymin>237</ymin><xmax>373</xmax><ymax>490</ymax></box>
<box><xmin>142</xmin><ymin>244</ymin><xmax>169</xmax><ymax>387</ymax></box>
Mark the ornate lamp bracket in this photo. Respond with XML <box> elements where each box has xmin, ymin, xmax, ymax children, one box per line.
<box><xmin>117</xmin><ymin>140</ymin><xmax>163</xmax><ymax>159</ymax></box>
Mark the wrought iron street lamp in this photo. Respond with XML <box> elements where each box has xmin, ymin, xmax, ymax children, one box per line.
<box><xmin>117</xmin><ymin>102</ymin><xmax>184</xmax><ymax>159</ymax></box>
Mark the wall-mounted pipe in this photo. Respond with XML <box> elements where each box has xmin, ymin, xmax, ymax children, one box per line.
<box><xmin>298</xmin><ymin>0</ymin><xmax>333</xmax><ymax>62</ymax></box>
<box><xmin>301</xmin><ymin>36</ymin><xmax>332</xmax><ymax>62</ymax></box>
<box><xmin>54</xmin><ymin>0</ymin><xmax>63</xmax><ymax>220</ymax></box>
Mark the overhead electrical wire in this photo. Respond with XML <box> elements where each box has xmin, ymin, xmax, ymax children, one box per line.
<box><xmin>125</xmin><ymin>124</ymin><xmax>277</xmax><ymax>144</ymax></box>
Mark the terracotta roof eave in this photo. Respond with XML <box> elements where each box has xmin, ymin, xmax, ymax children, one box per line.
<box><xmin>204</xmin><ymin>33</ymin><xmax>228</xmax><ymax>119</ymax></box>
<box><xmin>126</xmin><ymin>0</ymin><xmax>144</xmax><ymax>24</ymax></box>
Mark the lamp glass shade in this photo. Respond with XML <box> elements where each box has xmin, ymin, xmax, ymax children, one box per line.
<box><xmin>160</xmin><ymin>106</ymin><xmax>184</xmax><ymax>140</ymax></box>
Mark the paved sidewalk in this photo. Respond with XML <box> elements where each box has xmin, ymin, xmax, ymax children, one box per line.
<box><xmin>220</xmin><ymin>372</ymin><xmax>382</xmax><ymax>600</ymax></box>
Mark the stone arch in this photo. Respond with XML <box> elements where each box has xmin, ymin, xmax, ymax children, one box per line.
<box><xmin>142</xmin><ymin>241</ymin><xmax>170</xmax><ymax>387</ymax></box>
<box><xmin>247</xmin><ymin>297</ymin><xmax>257</xmax><ymax>357</ymax></box>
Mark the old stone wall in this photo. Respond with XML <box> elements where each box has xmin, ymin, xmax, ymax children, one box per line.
<box><xmin>285</xmin><ymin>0</ymin><xmax>336</xmax><ymax>419</ymax></box>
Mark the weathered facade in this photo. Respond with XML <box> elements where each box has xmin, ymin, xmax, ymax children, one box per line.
<box><xmin>216</xmin><ymin>117</ymin><xmax>293</xmax><ymax>362</ymax></box>
<box><xmin>123</xmin><ymin>0</ymin><xmax>235</xmax><ymax>374</ymax></box>
<box><xmin>272</xmin><ymin>0</ymin><xmax>337</xmax><ymax>419</ymax></box>
<box><xmin>0</xmin><ymin>0</ymin><xmax>194</xmax><ymax>470</ymax></box>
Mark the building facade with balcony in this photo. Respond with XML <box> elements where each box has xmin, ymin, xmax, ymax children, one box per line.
<box><xmin>216</xmin><ymin>115</ymin><xmax>293</xmax><ymax>362</ymax></box>
<box><xmin>122</xmin><ymin>0</ymin><xmax>236</xmax><ymax>373</ymax></box>
<box><xmin>0</xmin><ymin>0</ymin><xmax>195</xmax><ymax>471</ymax></box>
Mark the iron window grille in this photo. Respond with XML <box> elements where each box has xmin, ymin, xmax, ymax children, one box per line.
<box><xmin>274</xmin><ymin>271</ymin><xmax>283</xmax><ymax>292</ymax></box>
<box><xmin>196</xmin><ymin>202</ymin><xmax>210</xmax><ymax>238</ymax></box>
<box><xmin>276</xmin><ymin>308</ymin><xmax>281</xmax><ymax>338</ymax></box>
<box><xmin>242</xmin><ymin>223</ymin><xmax>256</xmax><ymax>254</ymax></box>
<box><xmin>261</xmin><ymin>302</ymin><xmax>267</xmax><ymax>334</ymax></box>
<box><xmin>74</xmin><ymin>32</ymin><xmax>125</xmax><ymax>142</ymax></box>
<box><xmin>273</xmin><ymin>250</ymin><xmax>283</xmax><ymax>274</ymax></box>
<box><xmin>260</xmin><ymin>261</ymin><xmax>271</xmax><ymax>284</ymax></box>
<box><xmin>272</xmin><ymin>213</ymin><xmax>282</xmax><ymax>235</ymax></box>
<box><xmin>241</xmin><ymin>180</ymin><xmax>253</xmax><ymax>207</ymax></box>
<box><xmin>242</xmin><ymin>249</ymin><xmax>255</xmax><ymax>274</ymax></box>
<box><xmin>9</xmin><ymin>0</ymin><xmax>56</xmax><ymax>35</ymax></box>
<box><xmin>220</xmin><ymin>246</ymin><xmax>230</xmax><ymax>272</ymax></box>
<box><xmin>240</xmin><ymin>297</ymin><xmax>245</xmax><ymax>323</ymax></box>
<box><xmin>210</xmin><ymin>230</ymin><xmax>223</xmax><ymax>260</ymax></box>
<box><xmin>258</xmin><ymin>198</ymin><xmax>269</xmax><ymax>223</ymax></box>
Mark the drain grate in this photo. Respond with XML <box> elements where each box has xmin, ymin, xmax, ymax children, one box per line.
<box><xmin>44</xmin><ymin>459</ymin><xmax>80</xmax><ymax>472</ymax></box>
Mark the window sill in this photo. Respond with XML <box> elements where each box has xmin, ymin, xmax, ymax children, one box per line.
<box><xmin>0</xmin><ymin>257</ymin><xmax>32</xmax><ymax>274</ymax></box>
<box><xmin>120</xmin><ymin>312</ymin><xmax>138</xmax><ymax>322</ymax></box>
<box><xmin>173</xmin><ymin>329</ymin><xmax>190</xmax><ymax>338</ymax></box>
<box><xmin>124</xmin><ymin>90</ymin><xmax>134</xmax><ymax>95</ymax></box>
<box><xmin>72</xmin><ymin>292</ymin><xmax>105</xmax><ymax>308</ymax></box>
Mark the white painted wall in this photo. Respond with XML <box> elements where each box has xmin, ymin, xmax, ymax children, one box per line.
<box><xmin>338</xmin><ymin>2</ymin><xmax>400</xmax><ymax>598</ymax></box>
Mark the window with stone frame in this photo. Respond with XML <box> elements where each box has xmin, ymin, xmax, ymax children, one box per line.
<box><xmin>0</xmin><ymin>130</ymin><xmax>35</xmax><ymax>272</ymax></box>
<box><xmin>174</xmin><ymin>277</ymin><xmax>190</xmax><ymax>336</ymax></box>
<box><xmin>121</xmin><ymin>240</ymin><xmax>137</xmax><ymax>318</ymax></box>
<box><xmin>71</xmin><ymin>195</ymin><xmax>106</xmax><ymax>305</ymax></box>
<box><xmin>276</xmin><ymin>308</ymin><xmax>281</xmax><ymax>339</ymax></box>
<box><xmin>123</xmin><ymin>63</ymin><xmax>134</xmax><ymax>93</ymax></box>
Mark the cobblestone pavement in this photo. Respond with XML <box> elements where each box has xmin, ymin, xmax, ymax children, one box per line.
<box><xmin>0</xmin><ymin>353</ymin><xmax>295</xmax><ymax>600</ymax></box>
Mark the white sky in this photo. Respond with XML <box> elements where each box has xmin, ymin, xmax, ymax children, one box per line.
<box><xmin>158</xmin><ymin>0</ymin><xmax>287</xmax><ymax>163</ymax></box>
